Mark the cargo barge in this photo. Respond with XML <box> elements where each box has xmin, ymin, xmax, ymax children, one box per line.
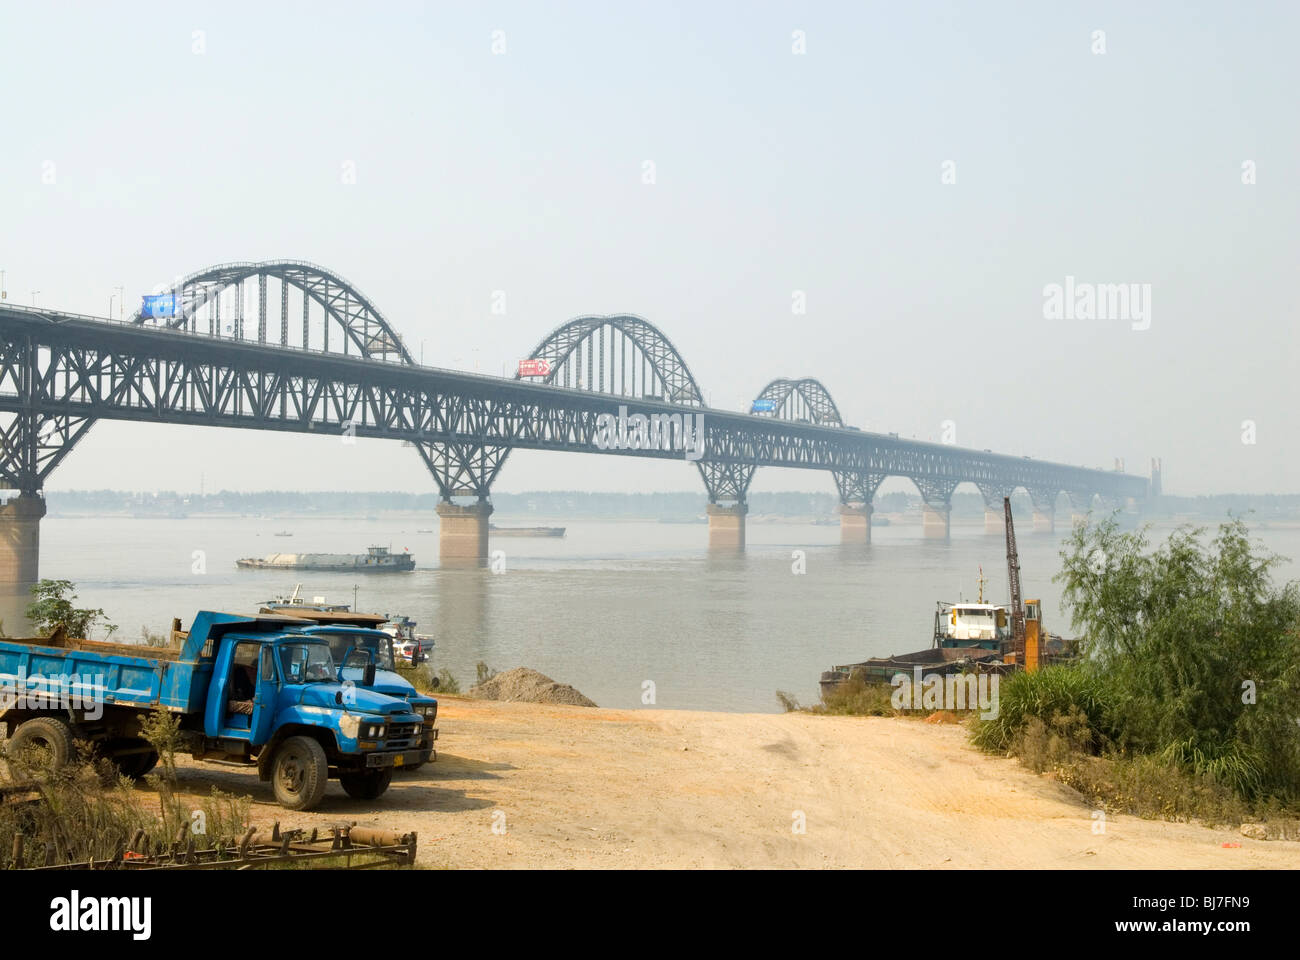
<box><xmin>236</xmin><ymin>545</ymin><xmax>414</xmax><ymax>572</ymax></box>
<box><xmin>488</xmin><ymin>524</ymin><xmax>566</xmax><ymax>538</ymax></box>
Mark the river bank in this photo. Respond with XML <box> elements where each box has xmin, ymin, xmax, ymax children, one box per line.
<box><xmin>165</xmin><ymin>696</ymin><xmax>1297</xmax><ymax>869</ymax></box>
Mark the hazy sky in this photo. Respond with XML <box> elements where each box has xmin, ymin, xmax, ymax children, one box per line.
<box><xmin>3</xmin><ymin>1</ymin><xmax>1296</xmax><ymax>498</ymax></box>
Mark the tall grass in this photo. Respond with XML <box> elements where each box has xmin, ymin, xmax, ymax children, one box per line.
<box><xmin>970</xmin><ymin>665</ymin><xmax>1113</xmax><ymax>754</ymax></box>
<box><xmin>1</xmin><ymin>746</ymin><xmax>250</xmax><ymax>867</ymax></box>
<box><xmin>810</xmin><ymin>672</ymin><xmax>902</xmax><ymax>717</ymax></box>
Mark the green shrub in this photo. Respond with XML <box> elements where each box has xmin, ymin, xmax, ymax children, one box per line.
<box><xmin>971</xmin><ymin>665</ymin><xmax>1113</xmax><ymax>755</ymax></box>
<box><xmin>25</xmin><ymin>579</ymin><xmax>114</xmax><ymax>640</ymax></box>
<box><xmin>1054</xmin><ymin>516</ymin><xmax>1300</xmax><ymax>802</ymax></box>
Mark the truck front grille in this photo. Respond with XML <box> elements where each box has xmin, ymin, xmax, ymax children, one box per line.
<box><xmin>385</xmin><ymin>723</ymin><xmax>420</xmax><ymax>749</ymax></box>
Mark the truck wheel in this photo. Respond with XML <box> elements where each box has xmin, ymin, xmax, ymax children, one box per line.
<box><xmin>6</xmin><ymin>717</ymin><xmax>75</xmax><ymax>774</ymax></box>
<box><xmin>338</xmin><ymin>768</ymin><xmax>392</xmax><ymax>800</ymax></box>
<box><xmin>271</xmin><ymin>736</ymin><xmax>329</xmax><ymax>811</ymax></box>
<box><xmin>115</xmin><ymin>746</ymin><xmax>160</xmax><ymax>779</ymax></box>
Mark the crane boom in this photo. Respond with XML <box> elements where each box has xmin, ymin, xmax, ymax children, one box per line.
<box><xmin>1004</xmin><ymin>496</ymin><xmax>1026</xmax><ymax>665</ymax></box>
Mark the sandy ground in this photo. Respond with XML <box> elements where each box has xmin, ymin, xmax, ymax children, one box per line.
<box><xmin>166</xmin><ymin>697</ymin><xmax>1299</xmax><ymax>869</ymax></box>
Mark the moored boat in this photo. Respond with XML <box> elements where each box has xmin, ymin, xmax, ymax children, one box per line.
<box><xmin>488</xmin><ymin>524</ymin><xmax>565</xmax><ymax>538</ymax></box>
<box><xmin>237</xmin><ymin>545</ymin><xmax>415</xmax><ymax>572</ymax></box>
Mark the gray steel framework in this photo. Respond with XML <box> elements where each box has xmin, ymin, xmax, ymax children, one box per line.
<box><xmin>0</xmin><ymin>260</ymin><xmax>1149</xmax><ymax>512</ymax></box>
<box><xmin>0</xmin><ymin>308</ymin><xmax>1146</xmax><ymax>507</ymax></box>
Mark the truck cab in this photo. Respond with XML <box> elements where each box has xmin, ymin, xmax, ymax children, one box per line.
<box><xmin>290</xmin><ymin>624</ymin><xmax>438</xmax><ymax>768</ymax></box>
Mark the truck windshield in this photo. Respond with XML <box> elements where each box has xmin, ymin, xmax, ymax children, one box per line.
<box><xmin>278</xmin><ymin>643</ymin><xmax>338</xmax><ymax>683</ymax></box>
<box><xmin>321</xmin><ymin>632</ymin><xmax>395</xmax><ymax>672</ymax></box>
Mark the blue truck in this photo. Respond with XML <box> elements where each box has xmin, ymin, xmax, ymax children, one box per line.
<box><xmin>0</xmin><ymin>611</ymin><xmax>433</xmax><ymax>810</ymax></box>
<box><xmin>295</xmin><ymin>624</ymin><xmax>438</xmax><ymax>770</ymax></box>
<box><xmin>258</xmin><ymin>607</ymin><xmax>439</xmax><ymax>771</ymax></box>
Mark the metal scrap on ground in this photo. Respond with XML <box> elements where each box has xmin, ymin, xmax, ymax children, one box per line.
<box><xmin>8</xmin><ymin>822</ymin><xmax>417</xmax><ymax>870</ymax></box>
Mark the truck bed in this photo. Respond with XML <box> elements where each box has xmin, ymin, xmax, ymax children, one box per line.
<box><xmin>2</xmin><ymin>633</ymin><xmax>185</xmax><ymax>661</ymax></box>
<box><xmin>0</xmin><ymin>632</ymin><xmax>211</xmax><ymax>714</ymax></box>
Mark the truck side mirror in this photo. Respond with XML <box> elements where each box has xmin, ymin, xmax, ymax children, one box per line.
<box><xmin>363</xmin><ymin>662</ymin><xmax>376</xmax><ymax>687</ymax></box>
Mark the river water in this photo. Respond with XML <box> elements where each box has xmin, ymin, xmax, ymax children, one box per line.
<box><xmin>15</xmin><ymin>513</ymin><xmax>1300</xmax><ymax>713</ymax></box>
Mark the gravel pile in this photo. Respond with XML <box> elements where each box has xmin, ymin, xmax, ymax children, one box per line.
<box><xmin>469</xmin><ymin>667</ymin><xmax>597</xmax><ymax>707</ymax></box>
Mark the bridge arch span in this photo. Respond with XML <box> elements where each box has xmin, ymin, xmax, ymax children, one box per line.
<box><xmin>751</xmin><ymin>377</ymin><xmax>844</xmax><ymax>426</ymax></box>
<box><xmin>135</xmin><ymin>260</ymin><xmax>414</xmax><ymax>364</ymax></box>
<box><xmin>517</xmin><ymin>315</ymin><xmax>705</xmax><ymax>406</ymax></box>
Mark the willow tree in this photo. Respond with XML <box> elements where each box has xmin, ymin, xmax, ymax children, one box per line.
<box><xmin>1056</xmin><ymin>516</ymin><xmax>1300</xmax><ymax>801</ymax></box>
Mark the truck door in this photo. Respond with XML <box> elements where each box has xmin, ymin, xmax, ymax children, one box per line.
<box><xmin>250</xmin><ymin>644</ymin><xmax>279</xmax><ymax>744</ymax></box>
<box><xmin>220</xmin><ymin>641</ymin><xmax>277</xmax><ymax>743</ymax></box>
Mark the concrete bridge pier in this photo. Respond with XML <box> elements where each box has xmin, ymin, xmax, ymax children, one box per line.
<box><xmin>975</xmin><ymin>484</ymin><xmax>1013</xmax><ymax>535</ymax></box>
<box><xmin>0</xmin><ymin>494</ymin><xmax>45</xmax><ymax>632</ymax></box>
<box><xmin>915</xmin><ymin>480</ymin><xmax>957</xmax><ymax>540</ymax></box>
<box><xmin>698</xmin><ymin>461</ymin><xmax>755</xmax><ymax>552</ymax></box>
<box><xmin>838</xmin><ymin>503</ymin><xmax>872</xmax><ymax>543</ymax></box>
<box><xmin>1032</xmin><ymin>506</ymin><xmax>1055</xmax><ymax>533</ymax></box>
<box><xmin>436</xmin><ymin>499</ymin><xmax>493</xmax><ymax>566</ymax></box>
<box><xmin>707</xmin><ymin>503</ymin><xmax>747</xmax><ymax>550</ymax></box>
<box><xmin>984</xmin><ymin>507</ymin><xmax>1005</xmax><ymax>534</ymax></box>
<box><xmin>1067</xmin><ymin>491</ymin><xmax>1094</xmax><ymax>528</ymax></box>
<box><xmin>922</xmin><ymin>503</ymin><xmax>951</xmax><ymax>539</ymax></box>
<box><xmin>0</xmin><ymin>493</ymin><xmax>45</xmax><ymax>586</ymax></box>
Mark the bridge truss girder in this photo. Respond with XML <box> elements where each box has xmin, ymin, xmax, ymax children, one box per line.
<box><xmin>697</xmin><ymin>461</ymin><xmax>756</xmax><ymax>505</ymax></box>
<box><xmin>0</xmin><ymin>412</ymin><xmax>94</xmax><ymax>494</ymax></box>
<box><xmin>0</xmin><ymin>308</ymin><xmax>1150</xmax><ymax>509</ymax></box>
<box><xmin>913</xmin><ymin>476</ymin><xmax>960</xmax><ymax>508</ymax></box>
<box><xmin>975</xmin><ymin>482</ymin><xmax>1014</xmax><ymax>509</ymax></box>
<box><xmin>1025</xmin><ymin>486</ymin><xmax>1061</xmax><ymax>512</ymax></box>
<box><xmin>415</xmin><ymin>441</ymin><xmax>509</xmax><ymax>501</ymax></box>
<box><xmin>833</xmin><ymin>470</ymin><xmax>885</xmax><ymax>506</ymax></box>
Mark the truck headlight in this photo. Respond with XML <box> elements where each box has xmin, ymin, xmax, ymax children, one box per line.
<box><xmin>360</xmin><ymin>720</ymin><xmax>387</xmax><ymax>739</ymax></box>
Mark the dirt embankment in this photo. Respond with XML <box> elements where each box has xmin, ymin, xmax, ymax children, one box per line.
<box><xmin>469</xmin><ymin>667</ymin><xmax>597</xmax><ymax>707</ymax></box>
<box><xmin>164</xmin><ymin>698</ymin><xmax>1300</xmax><ymax>869</ymax></box>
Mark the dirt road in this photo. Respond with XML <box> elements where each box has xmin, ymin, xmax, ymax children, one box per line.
<box><xmin>170</xmin><ymin>697</ymin><xmax>1297</xmax><ymax>868</ymax></box>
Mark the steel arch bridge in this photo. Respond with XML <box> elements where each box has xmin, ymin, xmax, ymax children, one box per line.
<box><xmin>0</xmin><ymin>259</ymin><xmax>1147</xmax><ymax>526</ymax></box>
<box><xmin>137</xmin><ymin>260</ymin><xmax>414</xmax><ymax>361</ymax></box>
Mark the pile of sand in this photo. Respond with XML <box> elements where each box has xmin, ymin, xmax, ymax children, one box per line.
<box><xmin>469</xmin><ymin>667</ymin><xmax>597</xmax><ymax>707</ymax></box>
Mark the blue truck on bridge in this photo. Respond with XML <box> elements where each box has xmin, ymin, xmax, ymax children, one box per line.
<box><xmin>0</xmin><ymin>611</ymin><xmax>434</xmax><ymax>810</ymax></box>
